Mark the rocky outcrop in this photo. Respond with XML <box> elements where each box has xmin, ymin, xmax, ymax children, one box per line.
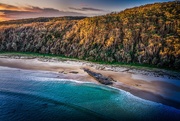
<box><xmin>83</xmin><ymin>68</ymin><xmax>113</xmax><ymax>85</ymax></box>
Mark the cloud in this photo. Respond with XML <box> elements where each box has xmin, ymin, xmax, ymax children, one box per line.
<box><xmin>69</xmin><ymin>7</ymin><xmax>104</xmax><ymax>12</ymax></box>
<box><xmin>0</xmin><ymin>3</ymin><xmax>84</xmax><ymax>21</ymax></box>
<box><xmin>0</xmin><ymin>3</ymin><xmax>19</xmax><ymax>11</ymax></box>
<box><xmin>0</xmin><ymin>9</ymin><xmax>84</xmax><ymax>19</ymax></box>
<box><xmin>0</xmin><ymin>12</ymin><xmax>9</xmax><ymax>21</ymax></box>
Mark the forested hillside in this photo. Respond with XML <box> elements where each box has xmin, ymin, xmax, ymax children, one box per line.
<box><xmin>0</xmin><ymin>2</ymin><xmax>179</xmax><ymax>69</ymax></box>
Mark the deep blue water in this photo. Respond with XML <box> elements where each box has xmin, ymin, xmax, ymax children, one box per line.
<box><xmin>0</xmin><ymin>66</ymin><xmax>180</xmax><ymax>121</ymax></box>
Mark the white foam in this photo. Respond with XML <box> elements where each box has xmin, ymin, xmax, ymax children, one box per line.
<box><xmin>33</xmin><ymin>76</ymin><xmax>94</xmax><ymax>84</ymax></box>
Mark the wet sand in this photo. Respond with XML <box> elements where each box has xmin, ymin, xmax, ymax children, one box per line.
<box><xmin>0</xmin><ymin>56</ymin><xmax>180</xmax><ymax>109</ymax></box>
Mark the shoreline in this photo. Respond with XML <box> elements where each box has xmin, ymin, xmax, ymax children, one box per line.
<box><xmin>0</xmin><ymin>55</ymin><xmax>180</xmax><ymax>109</ymax></box>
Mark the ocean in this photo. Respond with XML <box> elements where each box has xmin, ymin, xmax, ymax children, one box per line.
<box><xmin>0</xmin><ymin>66</ymin><xmax>180</xmax><ymax>121</ymax></box>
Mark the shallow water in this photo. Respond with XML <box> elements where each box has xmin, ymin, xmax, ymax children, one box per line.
<box><xmin>0</xmin><ymin>66</ymin><xmax>180</xmax><ymax>121</ymax></box>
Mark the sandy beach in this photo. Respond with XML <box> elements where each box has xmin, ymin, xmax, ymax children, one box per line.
<box><xmin>0</xmin><ymin>55</ymin><xmax>180</xmax><ymax>109</ymax></box>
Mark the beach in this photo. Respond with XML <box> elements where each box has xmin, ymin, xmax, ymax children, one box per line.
<box><xmin>0</xmin><ymin>55</ymin><xmax>180</xmax><ymax>109</ymax></box>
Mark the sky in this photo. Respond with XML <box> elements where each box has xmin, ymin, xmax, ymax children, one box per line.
<box><xmin>0</xmin><ymin>0</ymin><xmax>174</xmax><ymax>21</ymax></box>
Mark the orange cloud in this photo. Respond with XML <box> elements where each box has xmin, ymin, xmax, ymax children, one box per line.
<box><xmin>0</xmin><ymin>3</ymin><xmax>41</xmax><ymax>12</ymax></box>
<box><xmin>0</xmin><ymin>3</ymin><xmax>20</xmax><ymax>11</ymax></box>
<box><xmin>0</xmin><ymin>12</ymin><xmax>10</xmax><ymax>21</ymax></box>
<box><xmin>0</xmin><ymin>3</ymin><xmax>84</xmax><ymax>21</ymax></box>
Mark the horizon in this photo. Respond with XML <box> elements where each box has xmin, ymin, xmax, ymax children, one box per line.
<box><xmin>0</xmin><ymin>0</ymin><xmax>174</xmax><ymax>21</ymax></box>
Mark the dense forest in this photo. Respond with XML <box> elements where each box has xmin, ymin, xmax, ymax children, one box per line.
<box><xmin>0</xmin><ymin>1</ymin><xmax>179</xmax><ymax>69</ymax></box>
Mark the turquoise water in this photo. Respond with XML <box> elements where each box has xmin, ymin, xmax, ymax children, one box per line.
<box><xmin>0</xmin><ymin>66</ymin><xmax>180</xmax><ymax>121</ymax></box>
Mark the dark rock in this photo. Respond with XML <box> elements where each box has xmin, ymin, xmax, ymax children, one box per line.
<box><xmin>83</xmin><ymin>68</ymin><xmax>113</xmax><ymax>85</ymax></box>
<box><xmin>59</xmin><ymin>71</ymin><xmax>64</xmax><ymax>73</ymax></box>
<box><xmin>69</xmin><ymin>71</ymin><xmax>79</xmax><ymax>74</ymax></box>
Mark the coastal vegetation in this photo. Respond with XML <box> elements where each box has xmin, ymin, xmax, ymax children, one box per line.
<box><xmin>0</xmin><ymin>1</ymin><xmax>179</xmax><ymax>70</ymax></box>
